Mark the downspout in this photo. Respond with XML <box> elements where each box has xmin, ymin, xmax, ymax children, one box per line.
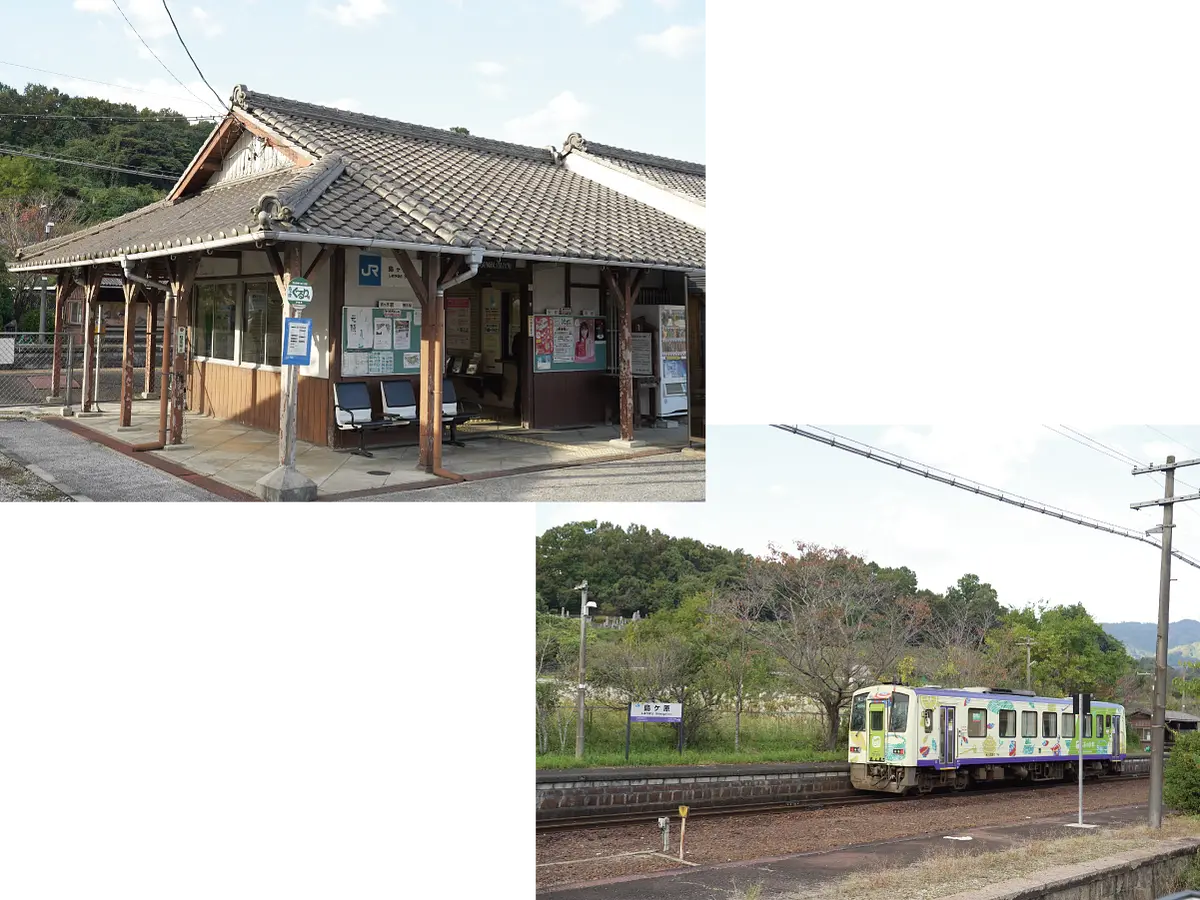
<box><xmin>120</xmin><ymin>256</ymin><xmax>172</xmax><ymax>451</ymax></box>
<box><xmin>430</xmin><ymin>246</ymin><xmax>483</xmax><ymax>479</ymax></box>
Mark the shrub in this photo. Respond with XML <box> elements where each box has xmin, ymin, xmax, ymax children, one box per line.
<box><xmin>1163</xmin><ymin>731</ymin><xmax>1200</xmax><ymax>815</ymax></box>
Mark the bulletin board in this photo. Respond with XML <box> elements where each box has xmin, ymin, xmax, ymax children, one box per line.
<box><xmin>341</xmin><ymin>306</ymin><xmax>422</xmax><ymax>376</ymax></box>
<box><xmin>533</xmin><ymin>314</ymin><xmax>607</xmax><ymax>373</ymax></box>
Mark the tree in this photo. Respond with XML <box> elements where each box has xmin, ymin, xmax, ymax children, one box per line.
<box><xmin>450</xmin><ymin>126</ymin><xmax>470</xmax><ymax>135</ymax></box>
<box><xmin>1163</xmin><ymin>730</ymin><xmax>1200</xmax><ymax>814</ymax></box>
<box><xmin>746</xmin><ymin>543</ymin><xmax>930</xmax><ymax>749</ymax></box>
<box><xmin>710</xmin><ymin>587</ymin><xmax>771</xmax><ymax>752</ymax></box>
<box><xmin>0</xmin><ymin>192</ymin><xmax>81</xmax><ymax>325</ymax></box>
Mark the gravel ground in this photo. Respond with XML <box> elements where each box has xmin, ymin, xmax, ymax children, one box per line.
<box><xmin>0</xmin><ymin>418</ymin><xmax>224</xmax><ymax>502</ymax></box>
<box><xmin>535</xmin><ymin>778</ymin><xmax>1151</xmax><ymax>891</ymax></box>
<box><xmin>0</xmin><ymin>449</ymin><xmax>71</xmax><ymax>501</ymax></box>
<box><xmin>359</xmin><ymin>453</ymin><xmax>704</xmax><ymax>501</ymax></box>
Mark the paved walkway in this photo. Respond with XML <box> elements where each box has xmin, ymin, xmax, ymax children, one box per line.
<box><xmin>0</xmin><ymin>419</ymin><xmax>225</xmax><ymax>502</ymax></box>
<box><xmin>539</xmin><ymin>804</ymin><xmax>1152</xmax><ymax>899</ymax></box>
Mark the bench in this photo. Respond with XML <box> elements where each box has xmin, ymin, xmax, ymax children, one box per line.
<box><xmin>380</xmin><ymin>379</ymin><xmax>419</xmax><ymax>425</ymax></box>
<box><xmin>333</xmin><ymin>380</ymin><xmax>407</xmax><ymax>458</ymax></box>
<box><xmin>442</xmin><ymin>377</ymin><xmax>484</xmax><ymax>447</ymax></box>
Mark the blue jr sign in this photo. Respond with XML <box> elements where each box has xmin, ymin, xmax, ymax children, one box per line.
<box><xmin>359</xmin><ymin>254</ymin><xmax>382</xmax><ymax>286</ymax></box>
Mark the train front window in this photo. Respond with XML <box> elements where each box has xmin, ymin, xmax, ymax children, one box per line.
<box><xmin>889</xmin><ymin>694</ymin><xmax>909</xmax><ymax>732</ymax></box>
<box><xmin>850</xmin><ymin>695</ymin><xmax>866</xmax><ymax>731</ymax></box>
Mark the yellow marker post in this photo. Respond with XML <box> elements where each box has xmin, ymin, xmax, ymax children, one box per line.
<box><xmin>678</xmin><ymin>806</ymin><xmax>689</xmax><ymax>860</ymax></box>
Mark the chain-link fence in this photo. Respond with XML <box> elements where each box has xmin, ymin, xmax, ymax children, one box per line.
<box><xmin>0</xmin><ymin>331</ymin><xmax>163</xmax><ymax>408</ymax></box>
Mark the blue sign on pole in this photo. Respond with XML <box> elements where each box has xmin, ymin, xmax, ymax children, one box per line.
<box><xmin>359</xmin><ymin>254</ymin><xmax>382</xmax><ymax>286</ymax></box>
<box><xmin>281</xmin><ymin>317</ymin><xmax>313</xmax><ymax>366</ymax></box>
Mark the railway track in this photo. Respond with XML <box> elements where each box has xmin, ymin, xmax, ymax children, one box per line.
<box><xmin>536</xmin><ymin>772</ymin><xmax>1148</xmax><ymax>831</ymax></box>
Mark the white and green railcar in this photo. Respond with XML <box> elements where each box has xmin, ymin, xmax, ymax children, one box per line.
<box><xmin>847</xmin><ymin>684</ymin><xmax>1126</xmax><ymax>794</ymax></box>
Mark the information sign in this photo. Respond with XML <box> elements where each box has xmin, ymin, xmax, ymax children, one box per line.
<box><xmin>285</xmin><ymin>276</ymin><xmax>313</xmax><ymax>310</ymax></box>
<box><xmin>281</xmin><ymin>317</ymin><xmax>313</xmax><ymax>366</ymax></box>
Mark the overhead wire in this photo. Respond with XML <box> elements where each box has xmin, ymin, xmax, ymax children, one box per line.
<box><xmin>0</xmin><ymin>144</ymin><xmax>178</xmax><ymax>180</ymax></box>
<box><xmin>160</xmin><ymin>0</ymin><xmax>226</xmax><ymax>111</ymax></box>
<box><xmin>0</xmin><ymin>113</ymin><xmax>215</xmax><ymax>122</ymax></box>
<box><xmin>1145</xmin><ymin>425</ymin><xmax>1200</xmax><ymax>460</ymax></box>
<box><xmin>108</xmin><ymin>0</ymin><xmax>221</xmax><ymax>115</ymax></box>
<box><xmin>1043</xmin><ymin>425</ymin><xmax>1135</xmax><ymax>468</ymax></box>
<box><xmin>772</xmin><ymin>424</ymin><xmax>1200</xmax><ymax>572</ymax></box>
<box><xmin>0</xmin><ymin>59</ymin><xmax>217</xmax><ymax>107</ymax></box>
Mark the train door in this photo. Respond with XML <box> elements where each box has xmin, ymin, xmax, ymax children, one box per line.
<box><xmin>868</xmin><ymin>702</ymin><xmax>886</xmax><ymax>762</ymax></box>
<box><xmin>1112</xmin><ymin>715</ymin><xmax>1120</xmax><ymax>755</ymax></box>
<box><xmin>939</xmin><ymin>706</ymin><xmax>957</xmax><ymax>766</ymax></box>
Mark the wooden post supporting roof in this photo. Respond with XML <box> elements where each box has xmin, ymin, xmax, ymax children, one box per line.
<box><xmin>392</xmin><ymin>249</ymin><xmax>438</xmax><ymax>471</ymax></box>
<box><xmin>326</xmin><ymin>247</ymin><xmax>346</xmax><ymax>449</ymax></box>
<box><xmin>601</xmin><ymin>267</ymin><xmax>645</xmax><ymax>443</ymax></box>
<box><xmin>167</xmin><ymin>257</ymin><xmax>198</xmax><ymax>445</ymax></box>
<box><xmin>49</xmin><ymin>272</ymin><xmax>77</xmax><ymax>399</ymax></box>
<box><xmin>143</xmin><ymin>297</ymin><xmax>159</xmax><ymax>398</ymax></box>
<box><xmin>80</xmin><ymin>268</ymin><xmax>101</xmax><ymax>413</ymax></box>
<box><xmin>119</xmin><ymin>274</ymin><xmax>140</xmax><ymax>427</ymax></box>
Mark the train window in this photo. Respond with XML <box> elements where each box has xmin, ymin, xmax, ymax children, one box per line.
<box><xmin>889</xmin><ymin>694</ymin><xmax>909</xmax><ymax>732</ymax></box>
<box><xmin>968</xmin><ymin>708</ymin><xmax>987</xmax><ymax>738</ymax></box>
<box><xmin>1083</xmin><ymin>715</ymin><xmax>1093</xmax><ymax>738</ymax></box>
<box><xmin>1063</xmin><ymin>713</ymin><xmax>1075</xmax><ymax>738</ymax></box>
<box><xmin>1042</xmin><ymin>712</ymin><xmax>1057</xmax><ymax>737</ymax></box>
<box><xmin>923</xmin><ymin>709</ymin><xmax>934</xmax><ymax>733</ymax></box>
<box><xmin>850</xmin><ymin>695</ymin><xmax>866</xmax><ymax>731</ymax></box>
<box><xmin>1022</xmin><ymin>711</ymin><xmax>1038</xmax><ymax>737</ymax></box>
<box><xmin>1106</xmin><ymin>715</ymin><xmax>1112</xmax><ymax>731</ymax></box>
<box><xmin>999</xmin><ymin>709</ymin><xmax>1016</xmax><ymax>738</ymax></box>
<box><xmin>1096</xmin><ymin>716</ymin><xmax>1105</xmax><ymax>738</ymax></box>
<box><xmin>870</xmin><ymin>709</ymin><xmax>884</xmax><ymax>731</ymax></box>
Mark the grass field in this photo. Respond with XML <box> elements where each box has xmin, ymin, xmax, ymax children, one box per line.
<box><xmin>536</xmin><ymin>705</ymin><xmax>841</xmax><ymax>769</ymax></box>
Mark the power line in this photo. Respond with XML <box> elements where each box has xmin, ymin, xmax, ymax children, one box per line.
<box><xmin>1044</xmin><ymin>425</ymin><xmax>1135</xmax><ymax>468</ymax></box>
<box><xmin>771</xmin><ymin>424</ymin><xmax>1200</xmax><ymax>571</ymax></box>
<box><xmin>0</xmin><ymin>112</ymin><xmax>215</xmax><ymax>122</ymax></box>
<box><xmin>1045</xmin><ymin>424</ymin><xmax>1200</xmax><ymax>507</ymax></box>
<box><xmin>0</xmin><ymin>59</ymin><xmax>217</xmax><ymax>107</ymax></box>
<box><xmin>1146</xmin><ymin>426</ymin><xmax>1200</xmax><ymax>459</ymax></box>
<box><xmin>1058</xmin><ymin>425</ymin><xmax>1144</xmax><ymax>467</ymax></box>
<box><xmin>0</xmin><ymin>144</ymin><xmax>178</xmax><ymax>181</ymax></box>
<box><xmin>161</xmin><ymin>0</ymin><xmax>226</xmax><ymax>111</ymax></box>
<box><xmin>109</xmin><ymin>0</ymin><xmax>221</xmax><ymax>115</ymax></box>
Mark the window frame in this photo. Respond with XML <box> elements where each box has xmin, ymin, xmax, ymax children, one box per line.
<box><xmin>968</xmin><ymin>707</ymin><xmax>987</xmax><ymax>738</ymax></box>
<box><xmin>849</xmin><ymin>694</ymin><xmax>866</xmax><ymax>732</ymax></box>
<box><xmin>1063</xmin><ymin>713</ymin><xmax>1075</xmax><ymax>738</ymax></box>
<box><xmin>192</xmin><ymin>281</ymin><xmax>240</xmax><ymax>364</ymax></box>
<box><xmin>238</xmin><ymin>280</ymin><xmax>284</xmax><ymax>370</ymax></box>
<box><xmin>888</xmin><ymin>694</ymin><xmax>909</xmax><ymax>734</ymax></box>
<box><xmin>1021</xmin><ymin>710</ymin><xmax>1038</xmax><ymax>738</ymax></box>
<box><xmin>1042</xmin><ymin>711</ymin><xmax>1057</xmax><ymax>738</ymax></box>
<box><xmin>998</xmin><ymin>708</ymin><xmax>1017</xmax><ymax>738</ymax></box>
<box><xmin>1083</xmin><ymin>714</ymin><xmax>1093</xmax><ymax>738</ymax></box>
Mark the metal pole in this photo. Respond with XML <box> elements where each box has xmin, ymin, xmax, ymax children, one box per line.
<box><xmin>1077</xmin><ymin>694</ymin><xmax>1083</xmax><ymax>826</ymax></box>
<box><xmin>38</xmin><ymin>282</ymin><xmax>47</xmax><ymax>338</ymax></box>
<box><xmin>575</xmin><ymin>583</ymin><xmax>588</xmax><ymax>759</ymax></box>
<box><xmin>1149</xmin><ymin>457</ymin><xmax>1175</xmax><ymax>829</ymax></box>
<box><xmin>625</xmin><ymin>704</ymin><xmax>632</xmax><ymax>761</ymax></box>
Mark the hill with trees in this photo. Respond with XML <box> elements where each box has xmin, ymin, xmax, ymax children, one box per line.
<box><xmin>0</xmin><ymin>82</ymin><xmax>212</xmax><ymax>329</ymax></box>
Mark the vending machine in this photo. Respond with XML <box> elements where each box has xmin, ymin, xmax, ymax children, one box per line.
<box><xmin>657</xmin><ymin>305</ymin><xmax>688</xmax><ymax>418</ymax></box>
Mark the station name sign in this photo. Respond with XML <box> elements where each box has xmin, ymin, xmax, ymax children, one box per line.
<box><xmin>630</xmin><ymin>702</ymin><xmax>682</xmax><ymax>723</ymax></box>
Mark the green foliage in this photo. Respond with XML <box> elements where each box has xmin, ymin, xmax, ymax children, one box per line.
<box><xmin>535</xmin><ymin>520</ymin><xmax>749</xmax><ymax>616</ymax></box>
<box><xmin>1164</xmin><ymin>731</ymin><xmax>1200</xmax><ymax>815</ymax></box>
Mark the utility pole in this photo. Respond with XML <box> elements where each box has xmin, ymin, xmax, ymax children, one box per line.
<box><xmin>1132</xmin><ymin>453</ymin><xmax>1200</xmax><ymax>828</ymax></box>
<box><xmin>1017</xmin><ymin>638</ymin><xmax>1035</xmax><ymax>691</ymax></box>
<box><xmin>574</xmin><ymin>581</ymin><xmax>595</xmax><ymax>759</ymax></box>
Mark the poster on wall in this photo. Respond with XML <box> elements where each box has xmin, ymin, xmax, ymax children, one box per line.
<box><xmin>368</xmin><ymin>351</ymin><xmax>394</xmax><ymax>375</ymax></box>
<box><xmin>594</xmin><ymin>319</ymin><xmax>606</xmax><ymax>343</ymax></box>
<box><xmin>373</xmin><ymin>317</ymin><xmax>393</xmax><ymax>350</ymax></box>
<box><xmin>393</xmin><ymin>318</ymin><xmax>411</xmax><ymax>350</ymax></box>
<box><xmin>552</xmin><ymin>317</ymin><xmax>575</xmax><ymax>362</ymax></box>
<box><xmin>402</xmin><ymin>352</ymin><xmax>420</xmax><ymax>369</ymax></box>
<box><xmin>572</xmin><ymin>318</ymin><xmax>595</xmax><ymax>363</ymax></box>
<box><xmin>632</xmin><ymin>332</ymin><xmax>653</xmax><ymax>376</ymax></box>
<box><xmin>446</xmin><ymin>296</ymin><xmax>471</xmax><ymax>350</ymax></box>
<box><xmin>343</xmin><ymin>352</ymin><xmax>369</xmax><ymax>376</ymax></box>
<box><xmin>345</xmin><ymin>308</ymin><xmax>371</xmax><ymax>349</ymax></box>
<box><xmin>482</xmin><ymin>292</ymin><xmax>502</xmax><ymax>373</ymax></box>
<box><xmin>534</xmin><ymin>315</ymin><xmax>554</xmax><ymax>370</ymax></box>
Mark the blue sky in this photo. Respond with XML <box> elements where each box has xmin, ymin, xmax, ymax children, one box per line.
<box><xmin>2</xmin><ymin>0</ymin><xmax>705</xmax><ymax>162</ymax></box>
<box><xmin>537</xmin><ymin>425</ymin><xmax>1200</xmax><ymax>626</ymax></box>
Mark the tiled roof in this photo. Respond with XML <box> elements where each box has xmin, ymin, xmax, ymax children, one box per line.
<box><xmin>14</xmin><ymin>169</ymin><xmax>298</xmax><ymax>268</ymax></box>
<box><xmin>566</xmin><ymin>135</ymin><xmax>706</xmax><ymax>203</ymax></box>
<box><xmin>234</xmin><ymin>88</ymin><xmax>705</xmax><ymax>269</ymax></box>
<box><xmin>15</xmin><ymin>87</ymin><xmax>705</xmax><ymax>272</ymax></box>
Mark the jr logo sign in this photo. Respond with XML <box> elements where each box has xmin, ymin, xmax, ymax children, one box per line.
<box><xmin>359</xmin><ymin>254</ymin><xmax>382</xmax><ymax>286</ymax></box>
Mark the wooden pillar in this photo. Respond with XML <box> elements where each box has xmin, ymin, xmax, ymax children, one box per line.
<box><xmin>119</xmin><ymin>279</ymin><xmax>139</xmax><ymax>426</ymax></box>
<box><xmin>602</xmin><ymin>267</ymin><xmax>644</xmax><ymax>442</ymax></box>
<box><xmin>424</xmin><ymin>253</ymin><xmax>442</xmax><ymax>473</ymax></box>
<box><xmin>49</xmin><ymin>272</ymin><xmax>76</xmax><ymax>398</ymax></box>
<box><xmin>326</xmin><ymin>247</ymin><xmax>346</xmax><ymax>449</ymax></box>
<box><xmin>80</xmin><ymin>268</ymin><xmax>101</xmax><ymax>412</ymax></box>
<box><xmin>268</xmin><ymin>244</ymin><xmax>303</xmax><ymax>467</ymax></box>
<box><xmin>143</xmin><ymin>297</ymin><xmax>158</xmax><ymax>396</ymax></box>
<box><xmin>392</xmin><ymin>249</ymin><xmax>434</xmax><ymax>469</ymax></box>
<box><xmin>686</xmin><ymin>283</ymin><xmax>704</xmax><ymax>444</ymax></box>
<box><xmin>167</xmin><ymin>257</ymin><xmax>197</xmax><ymax>444</ymax></box>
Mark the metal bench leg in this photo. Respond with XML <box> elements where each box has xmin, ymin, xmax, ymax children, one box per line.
<box><xmin>351</xmin><ymin>426</ymin><xmax>373</xmax><ymax>458</ymax></box>
<box><xmin>447</xmin><ymin>421</ymin><xmax>464</xmax><ymax>448</ymax></box>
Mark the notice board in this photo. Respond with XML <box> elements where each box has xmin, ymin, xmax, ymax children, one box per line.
<box><xmin>533</xmin><ymin>314</ymin><xmax>607</xmax><ymax>373</ymax></box>
<box><xmin>341</xmin><ymin>306</ymin><xmax>422</xmax><ymax>376</ymax></box>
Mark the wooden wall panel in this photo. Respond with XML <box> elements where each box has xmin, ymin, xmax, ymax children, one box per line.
<box><xmin>531</xmin><ymin>371</ymin><xmax>614</xmax><ymax>429</ymax></box>
<box><xmin>187</xmin><ymin>361</ymin><xmax>330</xmax><ymax>446</ymax></box>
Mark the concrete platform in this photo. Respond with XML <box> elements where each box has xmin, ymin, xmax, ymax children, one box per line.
<box><xmin>539</xmin><ymin>804</ymin><xmax>1153</xmax><ymax>899</ymax></box>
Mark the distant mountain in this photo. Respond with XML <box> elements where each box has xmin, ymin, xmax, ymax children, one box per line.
<box><xmin>1102</xmin><ymin>619</ymin><xmax>1200</xmax><ymax>663</ymax></box>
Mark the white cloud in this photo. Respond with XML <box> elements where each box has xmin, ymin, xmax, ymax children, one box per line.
<box><xmin>636</xmin><ymin>23</ymin><xmax>704</xmax><ymax>59</ymax></box>
<box><xmin>73</xmin><ymin>0</ymin><xmax>111</xmax><ymax>11</ymax></box>
<box><xmin>190</xmin><ymin>7</ymin><xmax>223</xmax><ymax>38</ymax></box>
<box><xmin>566</xmin><ymin>0</ymin><xmax>621</xmax><ymax>25</ymax></box>
<box><xmin>652</xmin><ymin>0</ymin><xmax>681</xmax><ymax>8</ymax></box>
<box><xmin>503</xmin><ymin>91</ymin><xmax>589</xmax><ymax>145</ymax></box>
<box><xmin>877</xmin><ymin>425</ymin><xmax>1047</xmax><ymax>487</ymax></box>
<box><xmin>316</xmin><ymin>0</ymin><xmax>389</xmax><ymax>26</ymax></box>
<box><xmin>35</xmin><ymin>75</ymin><xmax>220</xmax><ymax>118</ymax></box>
<box><xmin>474</xmin><ymin>60</ymin><xmax>506</xmax><ymax>78</ymax></box>
<box><xmin>480</xmin><ymin>83</ymin><xmax>508</xmax><ymax>100</ymax></box>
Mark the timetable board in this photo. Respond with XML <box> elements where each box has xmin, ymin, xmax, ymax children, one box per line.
<box><xmin>341</xmin><ymin>306</ymin><xmax>422</xmax><ymax>376</ymax></box>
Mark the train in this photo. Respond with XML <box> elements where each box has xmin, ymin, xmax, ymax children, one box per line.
<box><xmin>848</xmin><ymin>683</ymin><xmax>1126</xmax><ymax>794</ymax></box>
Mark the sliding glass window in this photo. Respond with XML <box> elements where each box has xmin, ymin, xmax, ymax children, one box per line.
<box><xmin>195</xmin><ymin>283</ymin><xmax>237</xmax><ymax>361</ymax></box>
<box><xmin>241</xmin><ymin>281</ymin><xmax>283</xmax><ymax>366</ymax></box>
